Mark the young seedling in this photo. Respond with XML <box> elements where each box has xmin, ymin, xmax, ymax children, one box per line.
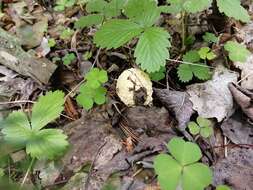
<box><xmin>154</xmin><ymin>138</ymin><xmax>212</xmax><ymax>190</ymax></box>
<box><xmin>187</xmin><ymin>116</ymin><xmax>213</xmax><ymax>138</ymax></box>
<box><xmin>224</xmin><ymin>41</ymin><xmax>250</xmax><ymax>62</ymax></box>
<box><xmin>60</xmin><ymin>28</ymin><xmax>74</xmax><ymax>40</ymax></box>
<box><xmin>203</xmin><ymin>32</ymin><xmax>218</xmax><ymax>44</ymax></box>
<box><xmin>62</xmin><ymin>53</ymin><xmax>76</xmax><ymax>65</ymax></box>
<box><xmin>198</xmin><ymin>47</ymin><xmax>216</xmax><ymax>60</ymax></box>
<box><xmin>76</xmin><ymin>68</ymin><xmax>108</xmax><ymax>110</ymax></box>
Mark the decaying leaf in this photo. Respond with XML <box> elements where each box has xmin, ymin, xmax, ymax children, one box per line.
<box><xmin>154</xmin><ymin>88</ymin><xmax>194</xmax><ymax>139</ymax></box>
<box><xmin>213</xmin><ymin>148</ymin><xmax>253</xmax><ymax>190</ymax></box>
<box><xmin>221</xmin><ymin>111</ymin><xmax>253</xmax><ymax>144</ymax></box>
<box><xmin>187</xmin><ymin>65</ymin><xmax>238</xmax><ymax>122</ymax></box>
<box><xmin>228</xmin><ymin>83</ymin><xmax>253</xmax><ymax>120</ymax></box>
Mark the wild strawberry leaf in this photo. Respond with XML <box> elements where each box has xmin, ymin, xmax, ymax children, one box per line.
<box><xmin>224</xmin><ymin>41</ymin><xmax>250</xmax><ymax>62</ymax></box>
<box><xmin>75</xmin><ymin>14</ymin><xmax>104</xmax><ymax>29</ymax></box>
<box><xmin>94</xmin><ymin>19</ymin><xmax>143</xmax><ymax>49</ymax></box>
<box><xmin>134</xmin><ymin>27</ymin><xmax>171</xmax><ymax>72</ymax></box>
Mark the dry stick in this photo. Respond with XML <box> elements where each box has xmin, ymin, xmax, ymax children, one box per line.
<box><xmin>235</xmin><ymin>70</ymin><xmax>253</xmax><ymax>85</ymax></box>
<box><xmin>84</xmin><ymin>141</ymin><xmax>107</xmax><ymax>190</ymax></box>
<box><xmin>20</xmin><ymin>157</ymin><xmax>35</xmax><ymax>188</ymax></box>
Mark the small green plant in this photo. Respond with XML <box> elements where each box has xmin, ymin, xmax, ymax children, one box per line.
<box><xmin>60</xmin><ymin>28</ymin><xmax>74</xmax><ymax>40</ymax></box>
<box><xmin>62</xmin><ymin>53</ymin><xmax>76</xmax><ymax>65</ymax></box>
<box><xmin>149</xmin><ymin>66</ymin><xmax>166</xmax><ymax>81</ymax></box>
<box><xmin>0</xmin><ymin>168</ymin><xmax>4</xmax><ymax>178</ymax></box>
<box><xmin>216</xmin><ymin>185</ymin><xmax>231</xmax><ymax>190</ymax></box>
<box><xmin>54</xmin><ymin>0</ymin><xmax>76</xmax><ymax>11</ymax></box>
<box><xmin>224</xmin><ymin>41</ymin><xmax>251</xmax><ymax>62</ymax></box>
<box><xmin>187</xmin><ymin>116</ymin><xmax>213</xmax><ymax>138</ymax></box>
<box><xmin>75</xmin><ymin>0</ymin><xmax>125</xmax><ymax>29</ymax></box>
<box><xmin>203</xmin><ymin>32</ymin><xmax>218</xmax><ymax>44</ymax></box>
<box><xmin>177</xmin><ymin>50</ymin><xmax>211</xmax><ymax>82</ymax></box>
<box><xmin>154</xmin><ymin>138</ymin><xmax>212</xmax><ymax>190</ymax></box>
<box><xmin>76</xmin><ymin>68</ymin><xmax>108</xmax><ymax>110</ymax></box>
<box><xmin>48</xmin><ymin>38</ymin><xmax>56</xmax><ymax>48</ymax></box>
<box><xmin>0</xmin><ymin>91</ymin><xmax>68</xmax><ymax>160</ymax></box>
<box><xmin>198</xmin><ymin>47</ymin><xmax>216</xmax><ymax>60</ymax></box>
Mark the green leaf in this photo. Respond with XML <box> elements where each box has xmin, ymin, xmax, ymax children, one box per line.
<box><xmin>183</xmin><ymin>0</ymin><xmax>211</xmax><ymax>13</ymax></box>
<box><xmin>183</xmin><ymin>163</ymin><xmax>212</xmax><ymax>190</ymax></box>
<box><xmin>75</xmin><ymin>14</ymin><xmax>104</xmax><ymax>28</ymax></box>
<box><xmin>63</xmin><ymin>53</ymin><xmax>76</xmax><ymax>65</ymax></box>
<box><xmin>154</xmin><ymin>154</ymin><xmax>182</xmax><ymax>190</ymax></box>
<box><xmin>177</xmin><ymin>51</ymin><xmax>211</xmax><ymax>82</ymax></box>
<box><xmin>86</xmin><ymin>0</ymin><xmax>107</xmax><ymax>13</ymax></box>
<box><xmin>31</xmin><ymin>91</ymin><xmax>65</xmax><ymax>131</ymax></box>
<box><xmin>149</xmin><ymin>67</ymin><xmax>166</xmax><ymax>81</ymax></box>
<box><xmin>134</xmin><ymin>27</ymin><xmax>170</xmax><ymax>72</ymax></box>
<box><xmin>85</xmin><ymin>68</ymin><xmax>108</xmax><ymax>88</ymax></box>
<box><xmin>216</xmin><ymin>0</ymin><xmax>250</xmax><ymax>23</ymax></box>
<box><xmin>104</xmin><ymin>0</ymin><xmax>125</xmax><ymax>18</ymax></box>
<box><xmin>60</xmin><ymin>28</ymin><xmax>74</xmax><ymax>40</ymax></box>
<box><xmin>26</xmin><ymin>129</ymin><xmax>68</xmax><ymax>159</ymax></box>
<box><xmin>1</xmin><ymin>111</ymin><xmax>31</xmax><ymax>146</ymax></box>
<box><xmin>224</xmin><ymin>41</ymin><xmax>251</xmax><ymax>62</ymax></box>
<box><xmin>203</xmin><ymin>32</ymin><xmax>218</xmax><ymax>43</ymax></box>
<box><xmin>94</xmin><ymin>19</ymin><xmax>143</xmax><ymax>49</ymax></box>
<box><xmin>76</xmin><ymin>94</ymin><xmax>94</xmax><ymax>110</ymax></box>
<box><xmin>167</xmin><ymin>0</ymin><xmax>211</xmax><ymax>13</ymax></box>
<box><xmin>159</xmin><ymin>5</ymin><xmax>182</xmax><ymax>14</ymax></box>
<box><xmin>167</xmin><ymin>138</ymin><xmax>202</xmax><ymax>165</ymax></box>
<box><xmin>196</xmin><ymin>117</ymin><xmax>211</xmax><ymax>128</ymax></box>
<box><xmin>198</xmin><ymin>47</ymin><xmax>216</xmax><ymax>60</ymax></box>
<box><xmin>216</xmin><ymin>185</ymin><xmax>231</xmax><ymax>190</ymax></box>
<box><xmin>200</xmin><ymin>126</ymin><xmax>213</xmax><ymax>138</ymax></box>
<box><xmin>124</xmin><ymin>0</ymin><xmax>160</xmax><ymax>27</ymax></box>
<box><xmin>0</xmin><ymin>168</ymin><xmax>4</xmax><ymax>178</ymax></box>
<box><xmin>188</xmin><ymin>121</ymin><xmax>200</xmax><ymax>135</ymax></box>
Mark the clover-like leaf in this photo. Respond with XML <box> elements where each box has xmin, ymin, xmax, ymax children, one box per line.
<box><xmin>182</xmin><ymin>163</ymin><xmax>212</xmax><ymax>190</ymax></box>
<box><xmin>31</xmin><ymin>91</ymin><xmax>65</xmax><ymax>131</ymax></box>
<box><xmin>217</xmin><ymin>0</ymin><xmax>250</xmax><ymax>23</ymax></box>
<box><xmin>224</xmin><ymin>41</ymin><xmax>250</xmax><ymax>62</ymax></box>
<box><xmin>85</xmin><ymin>68</ymin><xmax>108</xmax><ymax>88</ymax></box>
<box><xmin>154</xmin><ymin>154</ymin><xmax>182</xmax><ymax>190</ymax></box>
<box><xmin>188</xmin><ymin>121</ymin><xmax>200</xmax><ymax>135</ymax></box>
<box><xmin>134</xmin><ymin>27</ymin><xmax>170</xmax><ymax>72</ymax></box>
<box><xmin>198</xmin><ymin>47</ymin><xmax>216</xmax><ymax>60</ymax></box>
<box><xmin>94</xmin><ymin>19</ymin><xmax>143</xmax><ymax>49</ymax></box>
<box><xmin>125</xmin><ymin>0</ymin><xmax>160</xmax><ymax>27</ymax></box>
<box><xmin>167</xmin><ymin>138</ymin><xmax>202</xmax><ymax>165</ymax></box>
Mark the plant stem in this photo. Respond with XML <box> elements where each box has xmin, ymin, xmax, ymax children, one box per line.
<box><xmin>20</xmin><ymin>157</ymin><xmax>35</xmax><ymax>188</ymax></box>
<box><xmin>181</xmin><ymin>11</ymin><xmax>187</xmax><ymax>51</ymax></box>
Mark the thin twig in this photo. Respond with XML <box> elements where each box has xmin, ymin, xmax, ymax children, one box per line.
<box><xmin>20</xmin><ymin>157</ymin><xmax>35</xmax><ymax>188</ymax></box>
<box><xmin>167</xmin><ymin>58</ymin><xmax>215</xmax><ymax>68</ymax></box>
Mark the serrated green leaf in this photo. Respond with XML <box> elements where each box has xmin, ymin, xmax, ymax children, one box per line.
<box><xmin>1</xmin><ymin>111</ymin><xmax>31</xmax><ymax>146</ymax></box>
<box><xmin>159</xmin><ymin>5</ymin><xmax>182</xmax><ymax>14</ymax></box>
<box><xmin>183</xmin><ymin>163</ymin><xmax>212</xmax><ymax>190</ymax></box>
<box><xmin>183</xmin><ymin>50</ymin><xmax>201</xmax><ymax>62</ymax></box>
<box><xmin>85</xmin><ymin>68</ymin><xmax>108</xmax><ymax>88</ymax></box>
<box><xmin>26</xmin><ymin>129</ymin><xmax>68</xmax><ymax>159</ymax></box>
<box><xmin>167</xmin><ymin>138</ymin><xmax>202</xmax><ymax>165</ymax></box>
<box><xmin>191</xmin><ymin>65</ymin><xmax>211</xmax><ymax>80</ymax></box>
<box><xmin>76</xmin><ymin>94</ymin><xmax>94</xmax><ymax>110</ymax></box>
<box><xmin>94</xmin><ymin>19</ymin><xmax>143</xmax><ymax>49</ymax></box>
<box><xmin>86</xmin><ymin>0</ymin><xmax>107</xmax><ymax>13</ymax></box>
<box><xmin>224</xmin><ymin>41</ymin><xmax>251</xmax><ymax>62</ymax></box>
<box><xmin>177</xmin><ymin>64</ymin><xmax>194</xmax><ymax>82</ymax></box>
<box><xmin>134</xmin><ymin>27</ymin><xmax>170</xmax><ymax>72</ymax></box>
<box><xmin>216</xmin><ymin>0</ymin><xmax>250</xmax><ymax>23</ymax></box>
<box><xmin>124</xmin><ymin>0</ymin><xmax>160</xmax><ymax>27</ymax></box>
<box><xmin>149</xmin><ymin>67</ymin><xmax>166</xmax><ymax>81</ymax></box>
<box><xmin>167</xmin><ymin>0</ymin><xmax>211</xmax><ymax>13</ymax></box>
<box><xmin>75</xmin><ymin>14</ymin><xmax>104</xmax><ymax>28</ymax></box>
<box><xmin>183</xmin><ymin>0</ymin><xmax>211</xmax><ymax>13</ymax></box>
<box><xmin>104</xmin><ymin>0</ymin><xmax>125</xmax><ymax>18</ymax></box>
<box><xmin>188</xmin><ymin>121</ymin><xmax>200</xmax><ymax>135</ymax></box>
<box><xmin>31</xmin><ymin>91</ymin><xmax>65</xmax><ymax>131</ymax></box>
<box><xmin>154</xmin><ymin>154</ymin><xmax>182</xmax><ymax>190</ymax></box>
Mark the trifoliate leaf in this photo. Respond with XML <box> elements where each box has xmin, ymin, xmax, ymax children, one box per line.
<box><xmin>124</xmin><ymin>0</ymin><xmax>160</xmax><ymax>27</ymax></box>
<box><xmin>63</xmin><ymin>53</ymin><xmax>76</xmax><ymax>65</ymax></box>
<box><xmin>198</xmin><ymin>47</ymin><xmax>216</xmax><ymax>60</ymax></box>
<box><xmin>216</xmin><ymin>0</ymin><xmax>250</xmax><ymax>23</ymax></box>
<box><xmin>167</xmin><ymin>138</ymin><xmax>202</xmax><ymax>165</ymax></box>
<box><xmin>31</xmin><ymin>91</ymin><xmax>65</xmax><ymax>131</ymax></box>
<box><xmin>26</xmin><ymin>129</ymin><xmax>68</xmax><ymax>159</ymax></box>
<box><xmin>76</xmin><ymin>94</ymin><xmax>94</xmax><ymax>110</ymax></box>
<box><xmin>75</xmin><ymin>14</ymin><xmax>104</xmax><ymax>28</ymax></box>
<box><xmin>183</xmin><ymin>163</ymin><xmax>212</xmax><ymax>190</ymax></box>
<box><xmin>188</xmin><ymin>121</ymin><xmax>200</xmax><ymax>135</ymax></box>
<box><xmin>134</xmin><ymin>27</ymin><xmax>170</xmax><ymax>72</ymax></box>
<box><xmin>203</xmin><ymin>32</ymin><xmax>218</xmax><ymax>43</ymax></box>
<box><xmin>1</xmin><ymin>111</ymin><xmax>31</xmax><ymax>146</ymax></box>
<box><xmin>154</xmin><ymin>154</ymin><xmax>182</xmax><ymax>190</ymax></box>
<box><xmin>94</xmin><ymin>19</ymin><xmax>143</xmax><ymax>49</ymax></box>
<box><xmin>224</xmin><ymin>41</ymin><xmax>250</xmax><ymax>62</ymax></box>
<box><xmin>177</xmin><ymin>50</ymin><xmax>211</xmax><ymax>82</ymax></box>
<box><xmin>104</xmin><ymin>0</ymin><xmax>125</xmax><ymax>18</ymax></box>
<box><xmin>85</xmin><ymin>68</ymin><xmax>108</xmax><ymax>88</ymax></box>
<box><xmin>86</xmin><ymin>0</ymin><xmax>107</xmax><ymax>13</ymax></box>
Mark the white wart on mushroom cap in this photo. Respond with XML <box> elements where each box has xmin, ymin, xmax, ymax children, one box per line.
<box><xmin>116</xmin><ymin>68</ymin><xmax>153</xmax><ymax>107</ymax></box>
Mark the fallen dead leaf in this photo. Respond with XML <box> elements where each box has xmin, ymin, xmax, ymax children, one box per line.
<box><xmin>187</xmin><ymin>65</ymin><xmax>238</xmax><ymax>122</ymax></box>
